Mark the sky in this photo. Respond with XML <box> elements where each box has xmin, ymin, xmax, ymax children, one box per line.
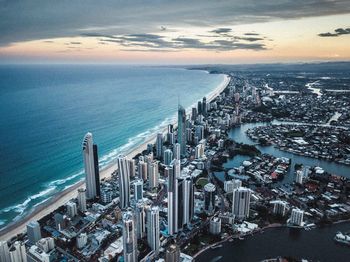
<box><xmin>0</xmin><ymin>0</ymin><xmax>349</xmax><ymax>64</ymax></box>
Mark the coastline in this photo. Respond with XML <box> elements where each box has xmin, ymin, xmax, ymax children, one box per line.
<box><xmin>0</xmin><ymin>73</ymin><xmax>230</xmax><ymax>241</ymax></box>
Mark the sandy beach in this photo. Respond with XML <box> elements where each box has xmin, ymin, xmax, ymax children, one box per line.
<box><xmin>0</xmin><ymin>74</ymin><xmax>230</xmax><ymax>241</ymax></box>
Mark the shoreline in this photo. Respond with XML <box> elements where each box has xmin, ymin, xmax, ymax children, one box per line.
<box><xmin>0</xmin><ymin>73</ymin><xmax>230</xmax><ymax>241</ymax></box>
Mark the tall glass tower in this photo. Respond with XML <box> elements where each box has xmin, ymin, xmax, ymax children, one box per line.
<box><xmin>177</xmin><ymin>105</ymin><xmax>186</xmax><ymax>157</ymax></box>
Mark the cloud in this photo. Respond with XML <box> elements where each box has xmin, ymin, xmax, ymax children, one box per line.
<box><xmin>94</xmin><ymin>33</ymin><xmax>266</xmax><ymax>51</ymax></box>
<box><xmin>318</xmin><ymin>27</ymin><xmax>350</xmax><ymax>37</ymax></box>
<box><xmin>210</xmin><ymin>28</ymin><xmax>232</xmax><ymax>34</ymax></box>
<box><xmin>0</xmin><ymin>0</ymin><xmax>349</xmax><ymax>46</ymax></box>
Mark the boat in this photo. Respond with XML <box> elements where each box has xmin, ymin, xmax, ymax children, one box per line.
<box><xmin>238</xmin><ymin>236</ymin><xmax>245</xmax><ymax>240</ymax></box>
<box><xmin>334</xmin><ymin>232</ymin><xmax>350</xmax><ymax>246</ymax></box>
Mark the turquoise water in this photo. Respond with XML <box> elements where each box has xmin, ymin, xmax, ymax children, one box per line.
<box><xmin>0</xmin><ymin>65</ymin><xmax>225</xmax><ymax>228</ymax></box>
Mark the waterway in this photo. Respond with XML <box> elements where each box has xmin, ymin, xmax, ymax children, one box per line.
<box><xmin>225</xmin><ymin>121</ymin><xmax>350</xmax><ymax>183</ymax></box>
<box><xmin>197</xmin><ymin>222</ymin><xmax>350</xmax><ymax>262</ymax></box>
<box><xmin>205</xmin><ymin>122</ymin><xmax>350</xmax><ymax>261</ymax></box>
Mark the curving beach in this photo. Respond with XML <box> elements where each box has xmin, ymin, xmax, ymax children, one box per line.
<box><xmin>0</xmin><ymin>73</ymin><xmax>230</xmax><ymax>241</ymax></box>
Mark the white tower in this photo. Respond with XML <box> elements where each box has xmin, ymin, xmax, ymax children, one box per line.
<box><xmin>118</xmin><ymin>155</ymin><xmax>130</xmax><ymax>209</ymax></box>
<box><xmin>232</xmin><ymin>187</ymin><xmax>251</xmax><ymax>220</ymax></box>
<box><xmin>82</xmin><ymin>132</ymin><xmax>100</xmax><ymax>199</ymax></box>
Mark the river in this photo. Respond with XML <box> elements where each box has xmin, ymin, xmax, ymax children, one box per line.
<box><xmin>197</xmin><ymin>222</ymin><xmax>350</xmax><ymax>262</ymax></box>
<box><xmin>199</xmin><ymin>122</ymin><xmax>350</xmax><ymax>261</ymax></box>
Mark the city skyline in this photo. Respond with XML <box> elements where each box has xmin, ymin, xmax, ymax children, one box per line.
<box><xmin>0</xmin><ymin>1</ymin><xmax>349</xmax><ymax>64</ymax></box>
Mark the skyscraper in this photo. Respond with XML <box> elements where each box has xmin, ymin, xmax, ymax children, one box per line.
<box><xmin>0</xmin><ymin>241</ymin><xmax>10</xmax><ymax>262</ymax></box>
<box><xmin>197</xmin><ymin>101</ymin><xmax>202</xmax><ymax>115</ymax></box>
<box><xmin>182</xmin><ymin>176</ymin><xmax>194</xmax><ymax>226</ymax></box>
<box><xmin>82</xmin><ymin>133</ymin><xmax>100</xmax><ymax>199</ymax></box>
<box><xmin>289</xmin><ymin>208</ymin><xmax>304</xmax><ymax>226</ymax></box>
<box><xmin>77</xmin><ymin>188</ymin><xmax>87</xmax><ymax>212</ymax></box>
<box><xmin>177</xmin><ymin>105</ymin><xmax>187</xmax><ymax>157</ymax></box>
<box><xmin>171</xmin><ymin>159</ymin><xmax>181</xmax><ymax>178</ymax></box>
<box><xmin>128</xmin><ymin>159</ymin><xmax>136</xmax><ymax>178</ymax></box>
<box><xmin>148</xmin><ymin>161</ymin><xmax>159</xmax><ymax>189</ymax></box>
<box><xmin>195</xmin><ymin>125</ymin><xmax>205</xmax><ymax>141</ymax></box>
<box><xmin>135</xmin><ymin>201</ymin><xmax>146</xmax><ymax>239</ymax></box>
<box><xmin>156</xmin><ymin>133</ymin><xmax>163</xmax><ymax>159</ymax></box>
<box><xmin>138</xmin><ymin>160</ymin><xmax>148</xmax><ymax>181</ymax></box>
<box><xmin>165</xmin><ymin>243</ymin><xmax>180</xmax><ymax>262</ymax></box>
<box><xmin>232</xmin><ymin>187</ymin><xmax>251</xmax><ymax>220</ymax></box>
<box><xmin>134</xmin><ymin>179</ymin><xmax>143</xmax><ymax>202</ymax></box>
<box><xmin>173</xmin><ymin>143</ymin><xmax>181</xmax><ymax>161</ymax></box>
<box><xmin>177</xmin><ymin>177</ymin><xmax>184</xmax><ymax>229</ymax></box>
<box><xmin>9</xmin><ymin>241</ymin><xmax>27</xmax><ymax>262</ymax></box>
<box><xmin>204</xmin><ymin>183</ymin><xmax>216</xmax><ymax>215</ymax></box>
<box><xmin>202</xmin><ymin>96</ymin><xmax>207</xmax><ymax>116</ymax></box>
<box><xmin>191</xmin><ymin>107</ymin><xmax>197</xmax><ymax>122</ymax></box>
<box><xmin>167</xmin><ymin>165</ymin><xmax>178</xmax><ymax>236</ymax></box>
<box><xmin>122</xmin><ymin>211</ymin><xmax>138</xmax><ymax>262</ymax></box>
<box><xmin>27</xmin><ymin>221</ymin><xmax>41</xmax><ymax>245</ymax></box>
<box><xmin>118</xmin><ymin>155</ymin><xmax>130</xmax><ymax>209</ymax></box>
<box><xmin>66</xmin><ymin>201</ymin><xmax>78</xmax><ymax>218</ymax></box>
<box><xmin>163</xmin><ymin>149</ymin><xmax>173</xmax><ymax>165</ymax></box>
<box><xmin>147</xmin><ymin>206</ymin><xmax>160</xmax><ymax>255</ymax></box>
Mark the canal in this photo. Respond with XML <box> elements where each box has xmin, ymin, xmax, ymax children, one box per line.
<box><xmin>201</xmin><ymin>122</ymin><xmax>350</xmax><ymax>261</ymax></box>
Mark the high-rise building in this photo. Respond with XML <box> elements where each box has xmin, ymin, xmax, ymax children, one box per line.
<box><xmin>101</xmin><ymin>190</ymin><xmax>113</xmax><ymax>204</ymax></box>
<box><xmin>147</xmin><ymin>206</ymin><xmax>160</xmax><ymax>255</ymax></box>
<box><xmin>182</xmin><ymin>176</ymin><xmax>194</xmax><ymax>226</ymax></box>
<box><xmin>186</xmin><ymin>128</ymin><xmax>192</xmax><ymax>143</ymax></box>
<box><xmin>165</xmin><ymin>243</ymin><xmax>180</xmax><ymax>262</ymax></box>
<box><xmin>82</xmin><ymin>133</ymin><xmax>100</xmax><ymax>199</ymax></box>
<box><xmin>177</xmin><ymin>178</ymin><xmax>184</xmax><ymax>229</ymax></box>
<box><xmin>289</xmin><ymin>208</ymin><xmax>304</xmax><ymax>226</ymax></box>
<box><xmin>197</xmin><ymin>101</ymin><xmax>202</xmax><ymax>115</ymax></box>
<box><xmin>191</xmin><ymin>107</ymin><xmax>197</xmax><ymax>122</ymax></box>
<box><xmin>273</xmin><ymin>201</ymin><xmax>287</xmax><ymax>216</ymax></box>
<box><xmin>156</xmin><ymin>133</ymin><xmax>163</xmax><ymax>159</ymax></box>
<box><xmin>135</xmin><ymin>202</ymin><xmax>147</xmax><ymax>240</ymax></box>
<box><xmin>138</xmin><ymin>161</ymin><xmax>148</xmax><ymax>181</ymax></box>
<box><xmin>177</xmin><ymin>105</ymin><xmax>187</xmax><ymax>157</ymax></box>
<box><xmin>37</xmin><ymin>237</ymin><xmax>55</xmax><ymax>253</ymax></box>
<box><xmin>163</xmin><ymin>149</ymin><xmax>173</xmax><ymax>165</ymax></box>
<box><xmin>195</xmin><ymin>125</ymin><xmax>204</xmax><ymax>141</ymax></box>
<box><xmin>167</xmin><ymin>165</ymin><xmax>178</xmax><ymax>236</ymax></box>
<box><xmin>118</xmin><ymin>155</ymin><xmax>131</xmax><ymax>209</ymax></box>
<box><xmin>9</xmin><ymin>241</ymin><xmax>27</xmax><ymax>262</ymax></box>
<box><xmin>66</xmin><ymin>202</ymin><xmax>78</xmax><ymax>218</ymax></box>
<box><xmin>77</xmin><ymin>188</ymin><xmax>87</xmax><ymax>212</ymax></box>
<box><xmin>173</xmin><ymin>143</ymin><xmax>181</xmax><ymax>160</ymax></box>
<box><xmin>195</xmin><ymin>143</ymin><xmax>205</xmax><ymax>159</ymax></box>
<box><xmin>224</xmin><ymin>179</ymin><xmax>242</xmax><ymax>193</ymax></box>
<box><xmin>148</xmin><ymin>161</ymin><xmax>159</xmax><ymax>189</ymax></box>
<box><xmin>128</xmin><ymin>159</ymin><xmax>136</xmax><ymax>178</ymax></box>
<box><xmin>134</xmin><ymin>179</ymin><xmax>143</xmax><ymax>202</ymax></box>
<box><xmin>122</xmin><ymin>211</ymin><xmax>138</xmax><ymax>262</ymax></box>
<box><xmin>209</xmin><ymin>217</ymin><xmax>222</xmax><ymax>235</ymax></box>
<box><xmin>167</xmin><ymin>124</ymin><xmax>174</xmax><ymax>144</ymax></box>
<box><xmin>171</xmin><ymin>159</ymin><xmax>181</xmax><ymax>178</ymax></box>
<box><xmin>202</xmin><ymin>97</ymin><xmax>207</xmax><ymax>116</ymax></box>
<box><xmin>232</xmin><ymin>187</ymin><xmax>251</xmax><ymax>220</ymax></box>
<box><xmin>295</xmin><ymin>170</ymin><xmax>303</xmax><ymax>184</ymax></box>
<box><xmin>27</xmin><ymin>221</ymin><xmax>41</xmax><ymax>245</ymax></box>
<box><xmin>204</xmin><ymin>183</ymin><xmax>216</xmax><ymax>215</ymax></box>
<box><xmin>76</xmin><ymin>233</ymin><xmax>88</xmax><ymax>249</ymax></box>
<box><xmin>0</xmin><ymin>241</ymin><xmax>10</xmax><ymax>262</ymax></box>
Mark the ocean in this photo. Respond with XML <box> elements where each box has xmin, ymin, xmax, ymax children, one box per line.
<box><xmin>0</xmin><ymin>64</ymin><xmax>225</xmax><ymax>228</ymax></box>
